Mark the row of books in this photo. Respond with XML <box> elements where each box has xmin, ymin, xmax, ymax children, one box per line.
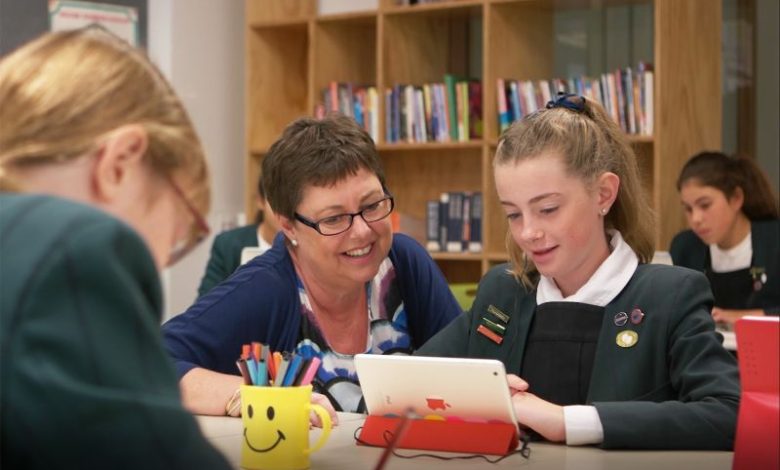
<box><xmin>497</xmin><ymin>63</ymin><xmax>654</xmax><ymax>136</ymax></box>
<box><xmin>426</xmin><ymin>192</ymin><xmax>482</xmax><ymax>253</ymax></box>
<box><xmin>385</xmin><ymin>75</ymin><xmax>483</xmax><ymax>144</ymax></box>
<box><xmin>315</xmin><ymin>82</ymin><xmax>380</xmax><ymax>142</ymax></box>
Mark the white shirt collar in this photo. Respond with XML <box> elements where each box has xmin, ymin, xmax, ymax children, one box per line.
<box><xmin>536</xmin><ymin>230</ymin><xmax>639</xmax><ymax>307</ymax></box>
<box><xmin>709</xmin><ymin>231</ymin><xmax>752</xmax><ymax>272</ymax></box>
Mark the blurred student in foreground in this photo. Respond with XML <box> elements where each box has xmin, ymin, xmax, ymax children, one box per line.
<box><xmin>197</xmin><ymin>175</ymin><xmax>279</xmax><ymax>297</ymax></box>
<box><xmin>0</xmin><ymin>28</ymin><xmax>230</xmax><ymax>469</ymax></box>
<box><xmin>419</xmin><ymin>94</ymin><xmax>740</xmax><ymax>450</ymax></box>
<box><xmin>671</xmin><ymin>151</ymin><xmax>779</xmax><ymax>326</ymax></box>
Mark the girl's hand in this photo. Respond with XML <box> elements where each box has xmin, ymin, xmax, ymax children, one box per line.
<box><xmin>712</xmin><ymin>307</ymin><xmax>764</xmax><ymax>326</ymax></box>
<box><xmin>509</xmin><ymin>384</ymin><xmax>566</xmax><ymax>443</ymax></box>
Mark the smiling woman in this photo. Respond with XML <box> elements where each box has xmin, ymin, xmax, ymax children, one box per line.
<box><xmin>162</xmin><ymin>114</ymin><xmax>462</xmax><ymax>418</ymax></box>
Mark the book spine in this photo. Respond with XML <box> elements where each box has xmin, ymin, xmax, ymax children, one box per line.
<box><xmin>444</xmin><ymin>74</ymin><xmax>459</xmax><ymax>141</ymax></box>
<box><xmin>438</xmin><ymin>192</ymin><xmax>449</xmax><ymax>252</ymax></box>
<box><xmin>468</xmin><ymin>192</ymin><xmax>482</xmax><ymax>253</ymax></box>
<box><xmin>425</xmin><ymin>200</ymin><xmax>441</xmax><ymax>251</ymax></box>
<box><xmin>497</xmin><ymin>78</ymin><xmax>510</xmax><ymax>133</ymax></box>
<box><xmin>446</xmin><ymin>191</ymin><xmax>464</xmax><ymax>252</ymax></box>
<box><xmin>468</xmin><ymin>81</ymin><xmax>482</xmax><ymax>139</ymax></box>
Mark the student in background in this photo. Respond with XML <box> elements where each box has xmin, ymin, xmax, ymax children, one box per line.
<box><xmin>0</xmin><ymin>28</ymin><xmax>230</xmax><ymax>469</ymax></box>
<box><xmin>197</xmin><ymin>177</ymin><xmax>279</xmax><ymax>297</ymax></box>
<box><xmin>671</xmin><ymin>151</ymin><xmax>779</xmax><ymax>325</ymax></box>
<box><xmin>418</xmin><ymin>94</ymin><xmax>740</xmax><ymax>450</ymax></box>
<box><xmin>163</xmin><ymin>114</ymin><xmax>462</xmax><ymax>417</ymax></box>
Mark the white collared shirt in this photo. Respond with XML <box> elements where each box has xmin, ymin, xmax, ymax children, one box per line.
<box><xmin>710</xmin><ymin>231</ymin><xmax>752</xmax><ymax>272</ymax></box>
<box><xmin>535</xmin><ymin>230</ymin><xmax>640</xmax><ymax>446</ymax></box>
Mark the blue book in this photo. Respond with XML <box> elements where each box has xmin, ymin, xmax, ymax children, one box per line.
<box><xmin>446</xmin><ymin>192</ymin><xmax>464</xmax><ymax>253</ymax></box>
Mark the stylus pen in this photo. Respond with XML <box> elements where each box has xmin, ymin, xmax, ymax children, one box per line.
<box><xmin>374</xmin><ymin>408</ymin><xmax>413</xmax><ymax>470</ymax></box>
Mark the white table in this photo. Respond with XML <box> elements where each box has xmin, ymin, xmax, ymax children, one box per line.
<box><xmin>197</xmin><ymin>413</ymin><xmax>734</xmax><ymax>469</ymax></box>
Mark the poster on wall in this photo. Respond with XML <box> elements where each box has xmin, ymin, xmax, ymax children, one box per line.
<box><xmin>49</xmin><ymin>0</ymin><xmax>139</xmax><ymax>46</ymax></box>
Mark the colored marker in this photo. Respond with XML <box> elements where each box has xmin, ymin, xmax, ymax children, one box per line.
<box><xmin>235</xmin><ymin>359</ymin><xmax>252</xmax><ymax>385</ymax></box>
<box><xmin>282</xmin><ymin>355</ymin><xmax>304</xmax><ymax>387</ymax></box>
<box><xmin>274</xmin><ymin>354</ymin><xmax>291</xmax><ymax>387</ymax></box>
<box><xmin>256</xmin><ymin>360</ymin><xmax>268</xmax><ymax>386</ymax></box>
<box><xmin>297</xmin><ymin>357</ymin><xmax>322</xmax><ymax>386</ymax></box>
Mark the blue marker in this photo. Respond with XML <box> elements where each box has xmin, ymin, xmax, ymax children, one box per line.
<box><xmin>282</xmin><ymin>355</ymin><xmax>304</xmax><ymax>387</ymax></box>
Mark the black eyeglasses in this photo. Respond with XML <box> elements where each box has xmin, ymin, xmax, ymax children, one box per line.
<box><xmin>294</xmin><ymin>195</ymin><xmax>395</xmax><ymax>236</ymax></box>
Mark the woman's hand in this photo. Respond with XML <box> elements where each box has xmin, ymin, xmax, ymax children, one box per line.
<box><xmin>507</xmin><ymin>374</ymin><xmax>565</xmax><ymax>443</ymax></box>
<box><xmin>310</xmin><ymin>392</ymin><xmax>338</xmax><ymax>428</ymax></box>
<box><xmin>712</xmin><ymin>307</ymin><xmax>764</xmax><ymax>326</ymax></box>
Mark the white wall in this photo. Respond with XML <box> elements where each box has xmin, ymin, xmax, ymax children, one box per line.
<box><xmin>147</xmin><ymin>0</ymin><xmax>246</xmax><ymax>321</ymax></box>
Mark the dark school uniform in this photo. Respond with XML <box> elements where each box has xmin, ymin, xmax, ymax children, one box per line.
<box><xmin>197</xmin><ymin>224</ymin><xmax>259</xmax><ymax>297</ymax></box>
<box><xmin>0</xmin><ymin>193</ymin><xmax>230</xmax><ymax>469</ymax></box>
<box><xmin>670</xmin><ymin>219</ymin><xmax>780</xmax><ymax>315</ymax></box>
<box><xmin>418</xmin><ymin>263</ymin><xmax>740</xmax><ymax>450</ymax></box>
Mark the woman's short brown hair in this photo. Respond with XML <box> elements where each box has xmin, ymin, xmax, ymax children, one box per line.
<box><xmin>262</xmin><ymin>114</ymin><xmax>385</xmax><ymax>219</ymax></box>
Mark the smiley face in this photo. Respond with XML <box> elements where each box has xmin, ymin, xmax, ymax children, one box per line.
<box><xmin>243</xmin><ymin>404</ymin><xmax>286</xmax><ymax>453</ymax></box>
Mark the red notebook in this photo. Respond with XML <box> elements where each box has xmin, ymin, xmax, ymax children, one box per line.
<box><xmin>733</xmin><ymin>316</ymin><xmax>779</xmax><ymax>470</ymax></box>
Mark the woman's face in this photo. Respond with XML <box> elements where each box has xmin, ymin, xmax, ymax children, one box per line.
<box><xmin>284</xmin><ymin>167</ymin><xmax>393</xmax><ymax>290</ymax></box>
<box><xmin>679</xmin><ymin>180</ymin><xmax>744</xmax><ymax>247</ymax></box>
<box><xmin>495</xmin><ymin>152</ymin><xmax>611</xmax><ymax>296</ymax></box>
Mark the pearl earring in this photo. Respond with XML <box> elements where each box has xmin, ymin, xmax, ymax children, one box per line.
<box><xmin>290</xmin><ymin>239</ymin><xmax>298</xmax><ymax>247</ymax></box>
<box><xmin>601</xmin><ymin>208</ymin><xmax>608</xmax><ymax>215</ymax></box>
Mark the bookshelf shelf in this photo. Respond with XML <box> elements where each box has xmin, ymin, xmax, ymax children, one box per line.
<box><xmin>245</xmin><ymin>0</ymin><xmax>721</xmax><ymax>283</ymax></box>
<box><xmin>430</xmin><ymin>252</ymin><xmax>485</xmax><ymax>261</ymax></box>
<box><xmin>382</xmin><ymin>0</ymin><xmax>484</xmax><ymax>16</ymax></box>
<box><xmin>377</xmin><ymin>141</ymin><xmax>484</xmax><ymax>151</ymax></box>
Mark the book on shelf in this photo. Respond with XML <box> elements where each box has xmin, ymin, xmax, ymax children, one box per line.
<box><xmin>425</xmin><ymin>191</ymin><xmax>482</xmax><ymax>253</ymax></box>
<box><xmin>425</xmin><ymin>200</ymin><xmax>441</xmax><ymax>252</ymax></box>
<box><xmin>496</xmin><ymin>64</ymin><xmax>654</xmax><ymax>137</ymax></box>
<box><xmin>468</xmin><ymin>192</ymin><xmax>482</xmax><ymax>253</ymax></box>
<box><xmin>385</xmin><ymin>75</ymin><xmax>481</xmax><ymax>144</ymax></box>
<box><xmin>317</xmin><ymin>81</ymin><xmax>379</xmax><ymax>141</ymax></box>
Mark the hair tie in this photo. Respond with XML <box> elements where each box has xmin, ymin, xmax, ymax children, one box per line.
<box><xmin>546</xmin><ymin>92</ymin><xmax>586</xmax><ymax>113</ymax></box>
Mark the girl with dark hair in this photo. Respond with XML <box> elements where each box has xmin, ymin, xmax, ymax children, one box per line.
<box><xmin>671</xmin><ymin>151</ymin><xmax>779</xmax><ymax>324</ymax></box>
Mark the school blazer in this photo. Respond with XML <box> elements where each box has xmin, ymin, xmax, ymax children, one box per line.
<box><xmin>197</xmin><ymin>223</ymin><xmax>258</xmax><ymax>297</ymax></box>
<box><xmin>418</xmin><ymin>263</ymin><xmax>740</xmax><ymax>450</ymax></box>
<box><xmin>670</xmin><ymin>219</ymin><xmax>780</xmax><ymax>315</ymax></box>
<box><xmin>0</xmin><ymin>193</ymin><xmax>230</xmax><ymax>469</ymax></box>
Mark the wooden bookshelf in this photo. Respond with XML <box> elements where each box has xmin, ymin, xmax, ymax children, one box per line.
<box><xmin>245</xmin><ymin>0</ymin><xmax>721</xmax><ymax>283</ymax></box>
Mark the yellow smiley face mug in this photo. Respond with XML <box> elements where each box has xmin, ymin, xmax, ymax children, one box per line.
<box><xmin>240</xmin><ymin>385</ymin><xmax>332</xmax><ymax>470</ymax></box>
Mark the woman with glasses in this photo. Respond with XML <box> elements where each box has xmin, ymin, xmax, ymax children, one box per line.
<box><xmin>671</xmin><ymin>151</ymin><xmax>779</xmax><ymax>326</ymax></box>
<box><xmin>418</xmin><ymin>95</ymin><xmax>739</xmax><ymax>450</ymax></box>
<box><xmin>0</xmin><ymin>29</ymin><xmax>229</xmax><ymax>468</ymax></box>
<box><xmin>163</xmin><ymin>114</ymin><xmax>462</xmax><ymax>417</ymax></box>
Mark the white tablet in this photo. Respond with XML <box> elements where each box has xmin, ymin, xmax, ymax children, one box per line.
<box><xmin>355</xmin><ymin>354</ymin><xmax>517</xmax><ymax>425</ymax></box>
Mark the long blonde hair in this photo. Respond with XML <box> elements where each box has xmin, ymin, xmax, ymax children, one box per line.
<box><xmin>495</xmin><ymin>95</ymin><xmax>655</xmax><ymax>287</ymax></box>
<box><xmin>0</xmin><ymin>27</ymin><xmax>209</xmax><ymax>213</ymax></box>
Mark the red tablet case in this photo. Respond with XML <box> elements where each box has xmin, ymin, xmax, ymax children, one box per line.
<box><xmin>358</xmin><ymin>415</ymin><xmax>518</xmax><ymax>456</ymax></box>
<box><xmin>733</xmin><ymin>316</ymin><xmax>779</xmax><ymax>470</ymax></box>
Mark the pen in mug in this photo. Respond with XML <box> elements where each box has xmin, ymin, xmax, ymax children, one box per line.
<box><xmin>274</xmin><ymin>354</ymin><xmax>291</xmax><ymax>387</ymax></box>
<box><xmin>282</xmin><ymin>355</ymin><xmax>304</xmax><ymax>387</ymax></box>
